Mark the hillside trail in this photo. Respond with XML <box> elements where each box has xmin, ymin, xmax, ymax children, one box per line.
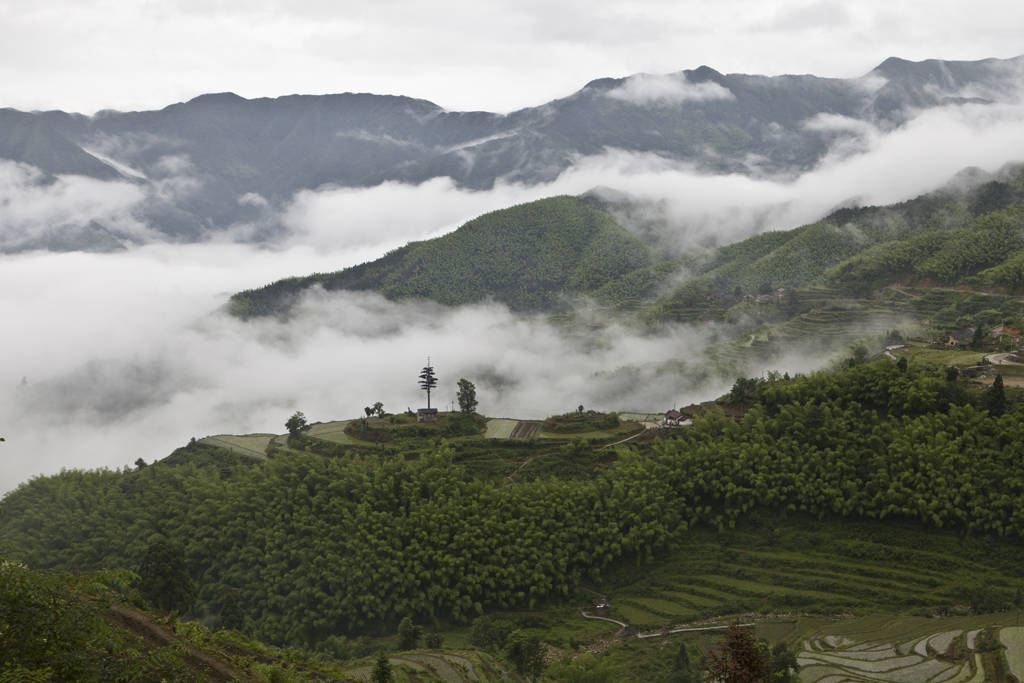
<box><xmin>505</xmin><ymin>451</ymin><xmax>557</xmax><ymax>484</ymax></box>
<box><xmin>598</xmin><ymin>422</ymin><xmax>661</xmax><ymax>451</ymax></box>
<box><xmin>105</xmin><ymin>604</ymin><xmax>255</xmax><ymax>681</ymax></box>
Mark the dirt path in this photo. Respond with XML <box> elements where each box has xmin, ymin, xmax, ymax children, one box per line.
<box><xmin>506</xmin><ymin>451</ymin><xmax>557</xmax><ymax>483</ymax></box>
<box><xmin>579</xmin><ymin>608</ymin><xmax>628</xmax><ymax>629</ymax></box>
<box><xmin>636</xmin><ymin>622</ymin><xmax>755</xmax><ymax>640</ymax></box>
<box><xmin>598</xmin><ymin>423</ymin><xmax>662</xmax><ymax>451</ymax></box>
<box><xmin>106</xmin><ymin>604</ymin><xmax>254</xmax><ymax>682</ymax></box>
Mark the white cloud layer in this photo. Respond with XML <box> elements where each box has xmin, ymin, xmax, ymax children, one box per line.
<box><xmin>0</xmin><ymin>161</ymin><xmax>149</xmax><ymax>249</ymax></box>
<box><xmin>2</xmin><ymin>95</ymin><xmax>1024</xmax><ymax>493</ymax></box>
<box><xmin>606</xmin><ymin>74</ymin><xmax>735</xmax><ymax>105</ymax></box>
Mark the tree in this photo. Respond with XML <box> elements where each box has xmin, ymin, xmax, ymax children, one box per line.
<box><xmin>457</xmin><ymin>378</ymin><xmax>478</xmax><ymax>414</ymax></box>
<box><xmin>769</xmin><ymin>642</ymin><xmax>799</xmax><ymax>682</ymax></box>
<box><xmin>424</xmin><ymin>632</ymin><xmax>443</xmax><ymax>649</ymax></box>
<box><xmin>397</xmin><ymin>616</ymin><xmax>422</xmax><ymax>650</ymax></box>
<box><xmin>987</xmin><ymin>374</ymin><xmax>1006</xmax><ymax>416</ymax></box>
<box><xmin>218</xmin><ymin>588</ymin><xmax>245</xmax><ymax>631</ymax></box>
<box><xmin>137</xmin><ymin>539</ymin><xmax>197</xmax><ymax>614</ymax></box>
<box><xmin>971</xmin><ymin>325</ymin><xmax>985</xmax><ymax>349</ymax></box>
<box><xmin>704</xmin><ymin>624</ymin><xmax>769</xmax><ymax>683</ymax></box>
<box><xmin>418</xmin><ymin>360</ymin><xmax>438</xmax><ymax>409</ymax></box>
<box><xmin>285</xmin><ymin>411</ymin><xmax>308</xmax><ymax>436</ymax></box>
<box><xmin>373</xmin><ymin>401</ymin><xmax>384</xmax><ymax>417</ymax></box>
<box><xmin>505</xmin><ymin>629</ymin><xmax>545</xmax><ymax>678</ymax></box>
<box><xmin>669</xmin><ymin>642</ymin><xmax>697</xmax><ymax>683</ymax></box>
<box><xmin>371</xmin><ymin>651</ymin><xmax>393</xmax><ymax>683</ymax></box>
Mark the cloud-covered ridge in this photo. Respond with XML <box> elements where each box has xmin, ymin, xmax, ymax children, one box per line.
<box><xmin>605</xmin><ymin>73</ymin><xmax>735</xmax><ymax>105</ymax></box>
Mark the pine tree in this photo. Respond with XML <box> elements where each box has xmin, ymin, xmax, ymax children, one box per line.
<box><xmin>371</xmin><ymin>652</ymin><xmax>393</xmax><ymax>683</ymax></box>
<box><xmin>418</xmin><ymin>360</ymin><xmax>438</xmax><ymax>409</ymax></box>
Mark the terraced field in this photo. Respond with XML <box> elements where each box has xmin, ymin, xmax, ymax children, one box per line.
<box><xmin>484</xmin><ymin>419</ymin><xmax>517</xmax><ymax>439</ymax></box>
<box><xmin>797</xmin><ymin>620</ymin><xmax>1023</xmax><ymax>682</ymax></box>
<box><xmin>510</xmin><ymin>421</ymin><xmax>541</xmax><ymax>439</ymax></box>
<box><xmin>999</xmin><ymin>627</ymin><xmax>1024</xmax><ymax>681</ymax></box>
<box><xmin>196</xmin><ymin>434</ymin><xmax>273</xmax><ymax>459</ymax></box>
<box><xmin>305</xmin><ymin>420</ymin><xmax>358</xmax><ymax>444</ymax></box>
<box><xmin>345</xmin><ymin>650</ymin><xmax>511</xmax><ymax>682</ymax></box>
<box><xmin>594</xmin><ymin>518</ymin><xmax>1024</xmax><ymax>636</ymax></box>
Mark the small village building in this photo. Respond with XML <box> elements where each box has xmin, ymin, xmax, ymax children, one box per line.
<box><xmin>946</xmin><ymin>328</ymin><xmax>975</xmax><ymax>347</ymax></box>
<box><xmin>417</xmin><ymin>408</ymin><xmax>438</xmax><ymax>423</ymax></box>
<box><xmin>663</xmin><ymin>409</ymin><xmax>683</xmax><ymax>426</ymax></box>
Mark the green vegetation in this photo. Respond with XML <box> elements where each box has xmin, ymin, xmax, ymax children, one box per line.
<box><xmin>229</xmin><ymin>195</ymin><xmax>660</xmax><ymax>317</ymax></box>
<box><xmin>5</xmin><ymin>360</ymin><xmax>1024</xmax><ymax>665</ymax></box>
<box><xmin>541</xmin><ymin>409</ymin><xmax>620</xmax><ymax>434</ymax></box>
<box><xmin>0</xmin><ymin>558</ymin><xmax>375</xmax><ymax>681</ymax></box>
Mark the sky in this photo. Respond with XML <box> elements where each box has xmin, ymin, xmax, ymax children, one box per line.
<box><xmin>2</xmin><ymin>1</ymin><xmax>1024</xmax><ymax>492</ymax></box>
<box><xmin>0</xmin><ymin>0</ymin><xmax>1021</xmax><ymax>114</ymax></box>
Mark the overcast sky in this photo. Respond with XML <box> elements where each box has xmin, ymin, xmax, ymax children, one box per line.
<box><xmin>1</xmin><ymin>0</ymin><xmax>1022</xmax><ymax>114</ymax></box>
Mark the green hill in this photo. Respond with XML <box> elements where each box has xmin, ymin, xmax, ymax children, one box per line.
<box><xmin>229</xmin><ymin>195</ymin><xmax>659</xmax><ymax>317</ymax></box>
<box><xmin>642</xmin><ymin>167</ymin><xmax>1024</xmax><ymax>324</ymax></box>
<box><xmin>231</xmin><ymin>165</ymin><xmax>1024</xmax><ymax>347</ymax></box>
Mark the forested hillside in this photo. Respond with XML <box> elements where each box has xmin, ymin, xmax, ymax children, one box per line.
<box><xmin>229</xmin><ymin>164</ymin><xmax>1024</xmax><ymax>364</ymax></box>
<box><xmin>229</xmin><ymin>195</ymin><xmax>658</xmax><ymax>317</ymax></box>
<box><xmin>4</xmin><ymin>360</ymin><xmax>1024</xmax><ymax>653</ymax></box>
<box><xmin>642</xmin><ymin>165</ymin><xmax>1024</xmax><ymax>322</ymax></box>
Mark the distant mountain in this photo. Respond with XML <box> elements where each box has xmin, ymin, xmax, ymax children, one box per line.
<box><xmin>2</xmin><ymin>55</ymin><xmax>1022</xmax><ymax>250</ymax></box>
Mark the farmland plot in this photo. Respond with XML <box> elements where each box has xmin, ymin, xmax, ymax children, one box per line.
<box><xmin>197</xmin><ymin>434</ymin><xmax>272</xmax><ymax>459</ymax></box>
<box><xmin>795</xmin><ymin>625</ymin><xmax>1018</xmax><ymax>682</ymax></box>
<box><xmin>510</xmin><ymin>421</ymin><xmax>541</xmax><ymax>439</ymax></box>
<box><xmin>999</xmin><ymin>626</ymin><xmax>1024</xmax><ymax>681</ymax></box>
<box><xmin>484</xmin><ymin>419</ymin><xmax>517</xmax><ymax>439</ymax></box>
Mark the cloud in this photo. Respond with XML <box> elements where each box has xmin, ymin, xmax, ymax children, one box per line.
<box><xmin>0</xmin><ymin>243</ymin><xmax>868</xmax><ymax>495</ymax></box>
<box><xmin>3</xmin><ymin>95</ymin><xmax>1024</xmax><ymax>494</ymax></box>
<box><xmin>0</xmin><ymin>161</ymin><xmax>150</xmax><ymax>250</ymax></box>
<box><xmin>758</xmin><ymin>1</ymin><xmax>853</xmax><ymax>32</ymax></box>
<box><xmin>605</xmin><ymin>74</ymin><xmax>735</xmax><ymax>105</ymax></box>
<box><xmin>3</xmin><ymin>0</ymin><xmax>1023</xmax><ymax>117</ymax></box>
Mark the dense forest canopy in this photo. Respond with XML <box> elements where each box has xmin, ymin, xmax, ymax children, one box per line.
<box><xmin>3</xmin><ymin>360</ymin><xmax>1024</xmax><ymax>651</ymax></box>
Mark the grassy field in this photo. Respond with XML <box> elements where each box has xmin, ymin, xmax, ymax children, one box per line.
<box><xmin>904</xmin><ymin>344</ymin><xmax>988</xmax><ymax>366</ymax></box>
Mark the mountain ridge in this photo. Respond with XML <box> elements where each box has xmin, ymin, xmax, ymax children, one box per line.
<box><xmin>3</xmin><ymin>55</ymin><xmax>1022</xmax><ymax>251</ymax></box>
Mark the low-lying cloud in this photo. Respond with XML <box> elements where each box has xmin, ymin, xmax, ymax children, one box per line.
<box><xmin>0</xmin><ymin>161</ymin><xmax>149</xmax><ymax>250</ymax></box>
<box><xmin>605</xmin><ymin>73</ymin><xmax>735</xmax><ymax>105</ymax></box>
<box><xmin>0</xmin><ymin>242</ymin><xmax>869</xmax><ymax>494</ymax></box>
<box><xmin>3</xmin><ymin>95</ymin><xmax>1024</xmax><ymax>493</ymax></box>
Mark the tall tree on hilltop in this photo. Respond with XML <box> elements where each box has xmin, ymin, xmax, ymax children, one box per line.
<box><xmin>418</xmin><ymin>359</ymin><xmax>438</xmax><ymax>409</ymax></box>
<box><xmin>457</xmin><ymin>378</ymin><xmax>478</xmax><ymax>414</ymax></box>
